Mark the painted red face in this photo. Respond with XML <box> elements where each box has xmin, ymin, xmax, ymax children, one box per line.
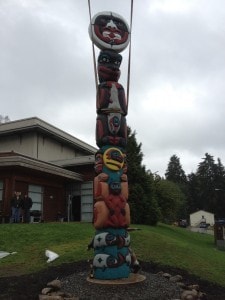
<box><xmin>94</xmin><ymin>16</ymin><xmax>128</xmax><ymax>45</ymax></box>
<box><xmin>89</xmin><ymin>12</ymin><xmax>130</xmax><ymax>53</ymax></box>
<box><xmin>97</xmin><ymin>50</ymin><xmax>122</xmax><ymax>82</ymax></box>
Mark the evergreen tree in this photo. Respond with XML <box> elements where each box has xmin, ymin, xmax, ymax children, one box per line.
<box><xmin>185</xmin><ymin>155</ymin><xmax>225</xmax><ymax>218</ymax></box>
<box><xmin>186</xmin><ymin>172</ymin><xmax>201</xmax><ymax>213</ymax></box>
<box><xmin>126</xmin><ymin>128</ymin><xmax>145</xmax><ymax>223</ymax></box>
<box><xmin>214</xmin><ymin>158</ymin><xmax>225</xmax><ymax>189</ymax></box>
<box><xmin>211</xmin><ymin>158</ymin><xmax>225</xmax><ymax>218</ymax></box>
<box><xmin>142</xmin><ymin>172</ymin><xmax>161</xmax><ymax>225</ymax></box>
<box><xmin>165</xmin><ymin>154</ymin><xmax>188</xmax><ymax>219</ymax></box>
<box><xmin>165</xmin><ymin>154</ymin><xmax>187</xmax><ymax>184</ymax></box>
<box><xmin>154</xmin><ymin>179</ymin><xmax>185</xmax><ymax>223</ymax></box>
<box><xmin>196</xmin><ymin>153</ymin><xmax>218</xmax><ymax>213</ymax></box>
<box><xmin>126</xmin><ymin>127</ymin><xmax>160</xmax><ymax>225</ymax></box>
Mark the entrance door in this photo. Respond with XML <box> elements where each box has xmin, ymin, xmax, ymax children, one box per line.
<box><xmin>72</xmin><ymin>195</ymin><xmax>81</xmax><ymax>221</ymax></box>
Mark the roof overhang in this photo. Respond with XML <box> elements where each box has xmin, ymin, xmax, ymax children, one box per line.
<box><xmin>0</xmin><ymin>117</ymin><xmax>97</xmax><ymax>155</ymax></box>
<box><xmin>0</xmin><ymin>152</ymin><xmax>83</xmax><ymax>181</ymax></box>
<box><xmin>50</xmin><ymin>155</ymin><xmax>95</xmax><ymax>167</ymax></box>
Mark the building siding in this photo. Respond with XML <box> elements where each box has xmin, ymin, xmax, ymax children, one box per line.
<box><xmin>0</xmin><ymin>133</ymin><xmax>37</xmax><ymax>157</ymax></box>
<box><xmin>190</xmin><ymin>210</ymin><xmax>215</xmax><ymax>227</ymax></box>
<box><xmin>0</xmin><ymin>117</ymin><xmax>96</xmax><ymax>222</ymax></box>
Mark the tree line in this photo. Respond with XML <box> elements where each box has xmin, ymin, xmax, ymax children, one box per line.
<box><xmin>0</xmin><ymin>115</ymin><xmax>10</xmax><ymax>123</ymax></box>
<box><xmin>127</xmin><ymin>128</ymin><xmax>225</xmax><ymax>226</ymax></box>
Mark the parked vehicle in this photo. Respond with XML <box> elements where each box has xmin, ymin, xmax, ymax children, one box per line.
<box><xmin>179</xmin><ymin>219</ymin><xmax>188</xmax><ymax>228</ymax></box>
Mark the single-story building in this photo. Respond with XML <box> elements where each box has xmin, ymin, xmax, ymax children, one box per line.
<box><xmin>0</xmin><ymin>117</ymin><xmax>97</xmax><ymax>223</ymax></box>
<box><xmin>190</xmin><ymin>210</ymin><xmax>215</xmax><ymax>227</ymax></box>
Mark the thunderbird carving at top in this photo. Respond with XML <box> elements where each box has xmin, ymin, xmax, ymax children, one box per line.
<box><xmin>89</xmin><ymin>11</ymin><xmax>130</xmax><ymax>52</ymax></box>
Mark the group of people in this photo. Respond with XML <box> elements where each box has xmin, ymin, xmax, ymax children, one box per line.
<box><xmin>10</xmin><ymin>191</ymin><xmax>33</xmax><ymax>223</ymax></box>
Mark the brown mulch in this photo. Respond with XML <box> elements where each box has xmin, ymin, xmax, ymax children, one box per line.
<box><xmin>0</xmin><ymin>261</ymin><xmax>225</xmax><ymax>300</ymax></box>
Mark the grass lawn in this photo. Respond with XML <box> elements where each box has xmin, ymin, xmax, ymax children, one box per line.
<box><xmin>0</xmin><ymin>222</ymin><xmax>224</xmax><ymax>287</ymax></box>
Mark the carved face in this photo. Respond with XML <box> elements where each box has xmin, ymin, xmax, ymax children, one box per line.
<box><xmin>108</xmin><ymin>113</ymin><xmax>121</xmax><ymax>135</ymax></box>
<box><xmin>94</xmin><ymin>152</ymin><xmax>103</xmax><ymax>174</ymax></box>
<box><xmin>97</xmin><ymin>50</ymin><xmax>122</xmax><ymax>82</ymax></box>
<box><xmin>89</xmin><ymin>11</ymin><xmax>130</xmax><ymax>52</ymax></box>
<box><xmin>98</xmin><ymin>50</ymin><xmax>122</xmax><ymax>68</ymax></box>
<box><xmin>103</xmin><ymin>147</ymin><xmax>124</xmax><ymax>171</ymax></box>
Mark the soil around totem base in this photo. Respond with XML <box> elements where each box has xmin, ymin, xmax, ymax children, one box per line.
<box><xmin>0</xmin><ymin>260</ymin><xmax>225</xmax><ymax>300</ymax></box>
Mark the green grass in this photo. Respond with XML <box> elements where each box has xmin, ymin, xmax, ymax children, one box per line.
<box><xmin>0</xmin><ymin>222</ymin><xmax>224</xmax><ymax>287</ymax></box>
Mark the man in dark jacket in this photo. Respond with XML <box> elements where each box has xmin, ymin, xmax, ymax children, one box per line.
<box><xmin>10</xmin><ymin>191</ymin><xmax>23</xmax><ymax>223</ymax></box>
<box><xmin>22</xmin><ymin>194</ymin><xmax>33</xmax><ymax>223</ymax></box>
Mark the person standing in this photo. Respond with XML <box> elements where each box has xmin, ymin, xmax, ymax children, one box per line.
<box><xmin>10</xmin><ymin>191</ymin><xmax>23</xmax><ymax>223</ymax></box>
<box><xmin>200</xmin><ymin>215</ymin><xmax>207</xmax><ymax>233</ymax></box>
<box><xmin>22</xmin><ymin>194</ymin><xmax>33</xmax><ymax>223</ymax></box>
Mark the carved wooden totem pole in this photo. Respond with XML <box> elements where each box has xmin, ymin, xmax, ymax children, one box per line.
<box><xmin>89</xmin><ymin>11</ymin><xmax>136</xmax><ymax>280</ymax></box>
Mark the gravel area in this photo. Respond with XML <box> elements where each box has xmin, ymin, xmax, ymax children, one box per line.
<box><xmin>61</xmin><ymin>270</ymin><xmax>181</xmax><ymax>300</ymax></box>
<box><xmin>1</xmin><ymin>261</ymin><xmax>225</xmax><ymax>299</ymax></box>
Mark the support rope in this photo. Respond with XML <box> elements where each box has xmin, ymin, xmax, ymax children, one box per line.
<box><xmin>88</xmin><ymin>0</ymin><xmax>98</xmax><ymax>91</ymax></box>
<box><xmin>126</xmin><ymin>0</ymin><xmax>134</xmax><ymax>113</ymax></box>
<box><xmin>88</xmin><ymin>0</ymin><xmax>134</xmax><ymax>102</ymax></box>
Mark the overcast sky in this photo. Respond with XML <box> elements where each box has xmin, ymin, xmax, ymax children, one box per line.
<box><xmin>1</xmin><ymin>0</ymin><xmax>225</xmax><ymax>176</ymax></box>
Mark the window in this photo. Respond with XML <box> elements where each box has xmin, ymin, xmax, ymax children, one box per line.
<box><xmin>28</xmin><ymin>184</ymin><xmax>43</xmax><ymax>212</ymax></box>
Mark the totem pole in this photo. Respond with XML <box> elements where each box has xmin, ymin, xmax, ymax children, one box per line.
<box><xmin>89</xmin><ymin>11</ymin><xmax>139</xmax><ymax>280</ymax></box>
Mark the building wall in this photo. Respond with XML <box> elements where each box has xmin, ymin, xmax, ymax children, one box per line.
<box><xmin>0</xmin><ymin>119</ymin><xmax>96</xmax><ymax>222</ymax></box>
<box><xmin>37</xmin><ymin>134</ymin><xmax>77</xmax><ymax>161</ymax></box>
<box><xmin>0</xmin><ymin>131</ymin><xmax>86</xmax><ymax>162</ymax></box>
<box><xmin>0</xmin><ymin>133</ymin><xmax>37</xmax><ymax>157</ymax></box>
<box><xmin>68</xmin><ymin>165</ymin><xmax>95</xmax><ymax>181</ymax></box>
<box><xmin>190</xmin><ymin>210</ymin><xmax>215</xmax><ymax>227</ymax></box>
<box><xmin>0</xmin><ymin>168</ymin><xmax>67</xmax><ymax>222</ymax></box>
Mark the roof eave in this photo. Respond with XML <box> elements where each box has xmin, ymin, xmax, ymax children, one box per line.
<box><xmin>0</xmin><ymin>155</ymin><xmax>83</xmax><ymax>181</ymax></box>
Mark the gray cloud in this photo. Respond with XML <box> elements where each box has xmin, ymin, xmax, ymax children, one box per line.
<box><xmin>1</xmin><ymin>0</ymin><xmax>225</xmax><ymax>176</ymax></box>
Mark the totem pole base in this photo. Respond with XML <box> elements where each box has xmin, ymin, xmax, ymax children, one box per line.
<box><xmin>87</xmin><ymin>273</ymin><xmax>146</xmax><ymax>285</ymax></box>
